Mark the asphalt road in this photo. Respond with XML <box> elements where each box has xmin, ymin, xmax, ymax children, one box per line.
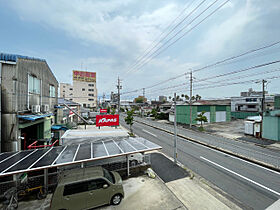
<box><xmin>133</xmin><ymin>116</ymin><xmax>280</xmax><ymax>169</ymax></box>
<box><xmin>120</xmin><ymin>117</ymin><xmax>280</xmax><ymax>210</ymax></box>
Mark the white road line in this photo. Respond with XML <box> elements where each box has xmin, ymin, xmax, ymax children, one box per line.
<box><xmin>200</xmin><ymin>156</ymin><xmax>280</xmax><ymax>196</ymax></box>
<box><xmin>142</xmin><ymin>129</ymin><xmax>157</xmax><ymax>137</ymax></box>
<box><xmin>182</xmin><ymin>136</ymin><xmax>280</xmax><ymax>176</ymax></box>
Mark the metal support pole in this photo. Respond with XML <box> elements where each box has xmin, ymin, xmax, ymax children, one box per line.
<box><xmin>126</xmin><ymin>155</ymin><xmax>130</xmax><ymax>177</ymax></box>
<box><xmin>261</xmin><ymin>79</ymin><xmax>267</xmax><ymax>138</ymax></box>
<box><xmin>81</xmin><ymin>162</ymin><xmax>84</xmax><ymax>168</ymax></box>
<box><xmin>189</xmin><ymin>70</ymin><xmax>193</xmax><ymax>128</ymax></box>
<box><xmin>117</xmin><ymin>77</ymin><xmax>122</xmax><ymax>114</ymax></box>
<box><xmin>44</xmin><ymin>169</ymin><xmax>48</xmax><ymax>192</ymax></box>
<box><xmin>174</xmin><ymin>93</ymin><xmax>177</xmax><ymax>164</ymax></box>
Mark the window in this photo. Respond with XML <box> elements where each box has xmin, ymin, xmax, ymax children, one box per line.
<box><xmin>83</xmin><ymin>104</ymin><xmax>87</xmax><ymax>107</ymax></box>
<box><xmin>88</xmin><ymin>99</ymin><xmax>94</xmax><ymax>101</ymax></box>
<box><xmin>88</xmin><ymin>89</ymin><xmax>94</xmax><ymax>91</ymax></box>
<box><xmin>28</xmin><ymin>74</ymin><xmax>41</xmax><ymax>94</ymax></box>
<box><xmin>82</xmin><ymin>88</ymin><xmax>85</xmax><ymax>91</ymax></box>
<box><xmin>63</xmin><ymin>181</ymin><xmax>88</xmax><ymax>196</ymax></box>
<box><xmin>69</xmin><ymin>88</ymin><xmax>73</xmax><ymax>90</ymax></box>
<box><xmin>50</xmin><ymin>85</ymin><xmax>55</xmax><ymax>97</ymax></box>
<box><xmin>103</xmin><ymin>168</ymin><xmax>115</xmax><ymax>183</ymax></box>
<box><xmin>248</xmin><ymin>105</ymin><xmax>256</xmax><ymax>108</ymax></box>
<box><xmin>88</xmin><ymin>84</ymin><xmax>94</xmax><ymax>87</ymax></box>
<box><xmin>88</xmin><ymin>94</ymin><xmax>94</xmax><ymax>96</ymax></box>
<box><xmin>88</xmin><ymin>179</ymin><xmax>108</xmax><ymax>191</ymax></box>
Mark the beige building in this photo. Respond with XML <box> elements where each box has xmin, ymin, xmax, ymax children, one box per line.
<box><xmin>59</xmin><ymin>70</ymin><xmax>97</xmax><ymax>108</ymax></box>
<box><xmin>60</xmin><ymin>83</ymin><xmax>73</xmax><ymax>99</ymax></box>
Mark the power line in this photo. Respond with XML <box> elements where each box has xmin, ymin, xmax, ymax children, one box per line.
<box><xmin>129</xmin><ymin>0</ymin><xmax>228</xmax><ymax>74</ymax></box>
<box><xmin>129</xmin><ymin>0</ymin><xmax>223</xmax><ymax>74</ymax></box>
<box><xmin>124</xmin><ymin>0</ymin><xmax>198</xmax><ymax>74</ymax></box>
<box><xmin>125</xmin><ymin>0</ymin><xmax>206</xmax><ymax>74</ymax></box>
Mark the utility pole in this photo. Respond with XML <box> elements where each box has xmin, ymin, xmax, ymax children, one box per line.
<box><xmin>189</xmin><ymin>70</ymin><xmax>193</xmax><ymax>128</ymax></box>
<box><xmin>117</xmin><ymin>77</ymin><xmax>122</xmax><ymax>113</ymax></box>
<box><xmin>102</xmin><ymin>93</ymin><xmax>105</xmax><ymax>108</ymax></box>
<box><xmin>173</xmin><ymin>92</ymin><xmax>177</xmax><ymax>164</ymax></box>
<box><xmin>262</xmin><ymin>79</ymin><xmax>267</xmax><ymax>115</ymax></box>
<box><xmin>143</xmin><ymin>88</ymin><xmax>145</xmax><ymax>98</ymax></box>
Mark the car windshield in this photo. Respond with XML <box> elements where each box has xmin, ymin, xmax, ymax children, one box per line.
<box><xmin>103</xmin><ymin>168</ymin><xmax>115</xmax><ymax>184</ymax></box>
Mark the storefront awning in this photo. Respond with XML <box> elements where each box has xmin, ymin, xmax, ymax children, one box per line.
<box><xmin>17</xmin><ymin>113</ymin><xmax>54</xmax><ymax>121</ymax></box>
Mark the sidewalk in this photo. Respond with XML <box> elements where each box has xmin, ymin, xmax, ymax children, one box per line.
<box><xmin>150</xmin><ymin>152</ymin><xmax>242</xmax><ymax>210</ymax></box>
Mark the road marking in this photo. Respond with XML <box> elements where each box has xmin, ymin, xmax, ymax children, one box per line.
<box><xmin>200</xmin><ymin>156</ymin><xmax>280</xmax><ymax>196</ymax></box>
<box><xmin>142</xmin><ymin>129</ymin><xmax>157</xmax><ymax>137</ymax></box>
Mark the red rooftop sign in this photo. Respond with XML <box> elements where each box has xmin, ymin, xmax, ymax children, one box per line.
<box><xmin>96</xmin><ymin>115</ymin><xmax>119</xmax><ymax>127</ymax></box>
<box><xmin>100</xmin><ymin>109</ymin><xmax>107</xmax><ymax>113</ymax></box>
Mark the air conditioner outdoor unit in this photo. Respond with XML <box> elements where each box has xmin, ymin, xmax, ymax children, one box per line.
<box><xmin>42</xmin><ymin>104</ymin><xmax>49</xmax><ymax>112</ymax></box>
<box><xmin>31</xmin><ymin>105</ymin><xmax>40</xmax><ymax>113</ymax></box>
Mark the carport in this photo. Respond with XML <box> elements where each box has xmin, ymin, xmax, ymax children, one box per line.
<box><xmin>0</xmin><ymin>138</ymin><xmax>161</xmax><ymax>192</ymax></box>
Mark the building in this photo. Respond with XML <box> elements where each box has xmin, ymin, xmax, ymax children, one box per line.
<box><xmin>159</xmin><ymin>96</ymin><xmax>167</xmax><ymax>102</ymax></box>
<box><xmin>231</xmin><ymin>89</ymin><xmax>275</xmax><ymax>119</ymax></box>
<box><xmin>0</xmin><ymin>53</ymin><xmax>58</xmax><ymax>152</ymax></box>
<box><xmin>57</xmin><ymin>98</ymin><xmax>81</xmax><ymax>124</ymax></box>
<box><xmin>171</xmin><ymin>100</ymin><xmax>231</xmax><ymax>125</ymax></box>
<box><xmin>73</xmin><ymin>70</ymin><xmax>97</xmax><ymax>108</ymax></box>
<box><xmin>262</xmin><ymin>95</ymin><xmax>280</xmax><ymax>141</ymax></box>
<box><xmin>59</xmin><ymin>83</ymin><xmax>73</xmax><ymax>99</ymax></box>
<box><xmin>262</xmin><ymin>110</ymin><xmax>280</xmax><ymax>141</ymax></box>
<box><xmin>60</xmin><ymin>70</ymin><xmax>97</xmax><ymax>109</ymax></box>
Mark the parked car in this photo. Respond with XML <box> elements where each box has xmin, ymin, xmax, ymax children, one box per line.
<box><xmin>50</xmin><ymin>166</ymin><xmax>124</xmax><ymax>210</ymax></box>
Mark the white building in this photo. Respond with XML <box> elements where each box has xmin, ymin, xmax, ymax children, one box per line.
<box><xmin>59</xmin><ymin>70</ymin><xmax>97</xmax><ymax>109</ymax></box>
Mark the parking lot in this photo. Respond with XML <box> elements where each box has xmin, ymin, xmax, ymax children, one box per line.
<box><xmin>9</xmin><ymin>175</ymin><xmax>186</xmax><ymax>210</ymax></box>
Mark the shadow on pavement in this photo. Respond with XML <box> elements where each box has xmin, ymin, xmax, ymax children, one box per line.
<box><xmin>150</xmin><ymin>153</ymin><xmax>189</xmax><ymax>183</ymax></box>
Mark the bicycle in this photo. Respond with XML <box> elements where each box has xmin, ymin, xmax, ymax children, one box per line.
<box><xmin>2</xmin><ymin>187</ymin><xmax>18</xmax><ymax>210</ymax></box>
<box><xmin>17</xmin><ymin>184</ymin><xmax>47</xmax><ymax>201</ymax></box>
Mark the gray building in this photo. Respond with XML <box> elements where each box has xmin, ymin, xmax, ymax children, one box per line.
<box><xmin>1</xmin><ymin>53</ymin><xmax>58</xmax><ymax>152</ymax></box>
<box><xmin>159</xmin><ymin>96</ymin><xmax>167</xmax><ymax>102</ymax></box>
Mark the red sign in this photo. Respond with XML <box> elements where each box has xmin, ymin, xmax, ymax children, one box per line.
<box><xmin>100</xmin><ymin>109</ymin><xmax>107</xmax><ymax>113</ymax></box>
<box><xmin>96</xmin><ymin>115</ymin><xmax>119</xmax><ymax>126</ymax></box>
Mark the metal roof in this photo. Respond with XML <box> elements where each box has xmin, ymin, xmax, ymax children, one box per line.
<box><xmin>17</xmin><ymin>113</ymin><xmax>54</xmax><ymax>121</ymax></box>
<box><xmin>0</xmin><ymin>53</ymin><xmax>45</xmax><ymax>62</ymax></box>
<box><xmin>0</xmin><ymin>138</ymin><xmax>161</xmax><ymax>177</ymax></box>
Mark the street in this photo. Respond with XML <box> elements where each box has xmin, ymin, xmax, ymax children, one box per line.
<box><xmin>120</xmin><ymin>117</ymin><xmax>280</xmax><ymax>210</ymax></box>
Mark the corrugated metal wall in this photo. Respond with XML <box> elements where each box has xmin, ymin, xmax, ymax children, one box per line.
<box><xmin>263</xmin><ymin>116</ymin><xmax>280</xmax><ymax>141</ymax></box>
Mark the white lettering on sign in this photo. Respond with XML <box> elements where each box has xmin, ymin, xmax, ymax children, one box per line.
<box><xmin>98</xmin><ymin>118</ymin><xmax>117</xmax><ymax>123</ymax></box>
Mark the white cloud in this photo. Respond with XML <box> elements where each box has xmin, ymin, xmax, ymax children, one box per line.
<box><xmin>197</xmin><ymin>1</ymin><xmax>258</xmax><ymax>56</ymax></box>
<box><xmin>9</xmin><ymin>0</ymin><xmax>180</xmax><ymax>56</ymax></box>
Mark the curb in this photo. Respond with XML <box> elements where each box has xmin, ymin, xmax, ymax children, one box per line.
<box><xmin>135</xmin><ymin>120</ymin><xmax>280</xmax><ymax>172</ymax></box>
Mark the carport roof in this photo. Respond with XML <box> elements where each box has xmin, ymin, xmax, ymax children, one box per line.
<box><xmin>17</xmin><ymin>113</ymin><xmax>54</xmax><ymax>121</ymax></box>
<box><xmin>0</xmin><ymin>137</ymin><xmax>161</xmax><ymax>177</ymax></box>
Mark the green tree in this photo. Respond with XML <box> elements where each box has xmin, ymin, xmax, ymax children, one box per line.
<box><xmin>184</xmin><ymin>95</ymin><xmax>189</xmax><ymax>101</ymax></box>
<box><xmin>195</xmin><ymin>94</ymin><xmax>201</xmax><ymax>101</ymax></box>
<box><xmin>125</xmin><ymin>110</ymin><xmax>134</xmax><ymax>134</ymax></box>
<box><xmin>181</xmin><ymin>94</ymin><xmax>184</xmax><ymax>98</ymax></box>
<box><xmin>176</xmin><ymin>95</ymin><xmax>180</xmax><ymax>101</ymax></box>
<box><xmin>111</xmin><ymin>108</ymin><xmax>116</xmax><ymax>115</ymax></box>
<box><xmin>168</xmin><ymin>96</ymin><xmax>172</xmax><ymax>100</ymax></box>
<box><xmin>191</xmin><ymin>96</ymin><xmax>195</xmax><ymax>101</ymax></box>
<box><xmin>151</xmin><ymin>108</ymin><xmax>158</xmax><ymax>118</ymax></box>
<box><xmin>135</xmin><ymin>97</ymin><xmax>144</xmax><ymax>103</ymax></box>
<box><xmin>195</xmin><ymin>111</ymin><xmax>208</xmax><ymax>130</ymax></box>
<box><xmin>107</xmin><ymin>107</ymin><xmax>111</xmax><ymax>114</ymax></box>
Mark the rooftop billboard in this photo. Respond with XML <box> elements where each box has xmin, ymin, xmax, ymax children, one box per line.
<box><xmin>73</xmin><ymin>70</ymin><xmax>96</xmax><ymax>82</ymax></box>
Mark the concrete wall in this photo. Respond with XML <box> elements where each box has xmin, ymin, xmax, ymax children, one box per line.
<box><xmin>1</xmin><ymin>58</ymin><xmax>58</xmax><ymax>152</ymax></box>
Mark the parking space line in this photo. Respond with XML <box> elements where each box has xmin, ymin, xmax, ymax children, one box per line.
<box><xmin>200</xmin><ymin>156</ymin><xmax>280</xmax><ymax>196</ymax></box>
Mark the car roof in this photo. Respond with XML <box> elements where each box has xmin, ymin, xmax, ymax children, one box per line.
<box><xmin>59</xmin><ymin>166</ymin><xmax>104</xmax><ymax>185</ymax></box>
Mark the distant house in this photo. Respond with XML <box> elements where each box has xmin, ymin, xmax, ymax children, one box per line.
<box><xmin>0</xmin><ymin>53</ymin><xmax>58</xmax><ymax>152</ymax></box>
<box><xmin>231</xmin><ymin>88</ymin><xmax>275</xmax><ymax>119</ymax></box>
<box><xmin>57</xmin><ymin>98</ymin><xmax>81</xmax><ymax>124</ymax></box>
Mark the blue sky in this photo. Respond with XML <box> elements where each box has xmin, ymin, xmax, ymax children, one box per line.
<box><xmin>1</xmin><ymin>0</ymin><xmax>280</xmax><ymax>100</ymax></box>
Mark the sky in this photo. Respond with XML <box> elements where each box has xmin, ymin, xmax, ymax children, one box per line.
<box><xmin>0</xmin><ymin>0</ymin><xmax>280</xmax><ymax>101</ymax></box>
